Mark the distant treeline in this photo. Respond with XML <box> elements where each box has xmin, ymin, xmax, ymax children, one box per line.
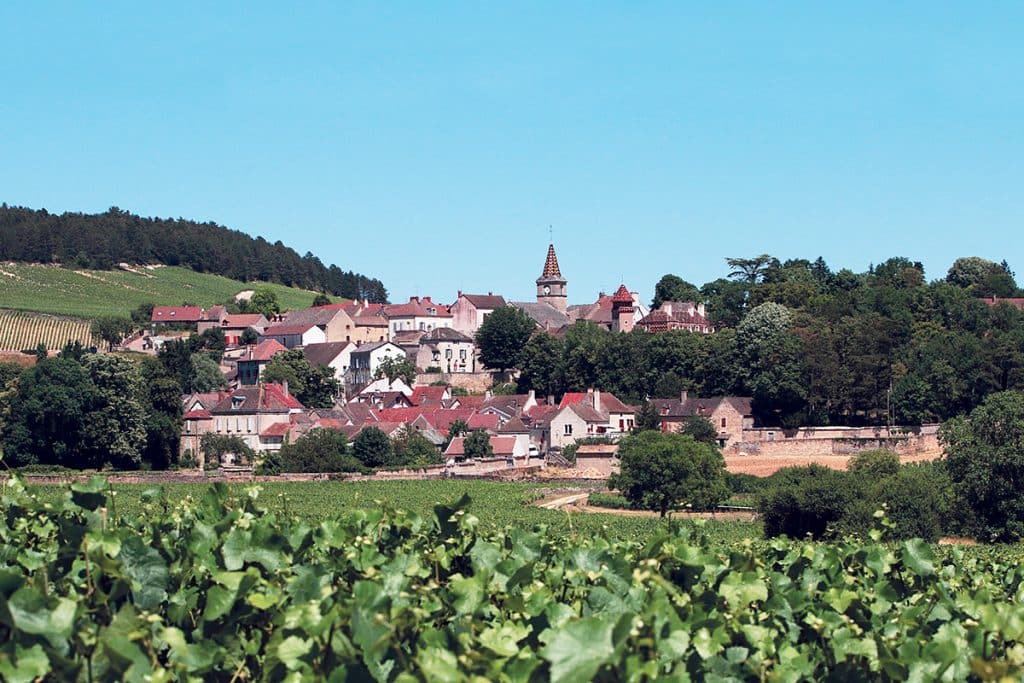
<box><xmin>0</xmin><ymin>204</ymin><xmax>389</xmax><ymax>303</ymax></box>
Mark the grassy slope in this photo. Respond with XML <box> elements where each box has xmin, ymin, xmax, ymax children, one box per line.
<box><xmin>0</xmin><ymin>263</ymin><xmax>340</xmax><ymax>318</ymax></box>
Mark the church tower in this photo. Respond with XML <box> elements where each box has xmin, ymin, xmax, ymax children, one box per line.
<box><xmin>536</xmin><ymin>243</ymin><xmax>568</xmax><ymax>312</ymax></box>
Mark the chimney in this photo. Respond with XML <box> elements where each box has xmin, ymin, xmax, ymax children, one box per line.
<box><xmin>457</xmin><ymin>290</ymin><xmax>462</xmax><ymax>298</ymax></box>
<box><xmin>485</xmin><ymin>390</ymin><xmax>493</xmax><ymax>400</ymax></box>
<box><xmin>282</xmin><ymin>380</ymin><xmax>289</xmax><ymax>396</ymax></box>
<box><xmin>488</xmin><ymin>291</ymin><xmax>492</xmax><ymax>296</ymax></box>
<box><xmin>593</xmin><ymin>389</ymin><xmax>601</xmax><ymax>410</ymax></box>
<box><xmin>681</xmin><ymin>390</ymin><xmax>688</xmax><ymax>402</ymax></box>
<box><xmin>547</xmin><ymin>394</ymin><xmax>555</xmax><ymax>406</ymax></box>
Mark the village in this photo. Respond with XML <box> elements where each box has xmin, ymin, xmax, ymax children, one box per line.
<box><xmin>133</xmin><ymin>243</ymin><xmax>941</xmax><ymax>476</ymax></box>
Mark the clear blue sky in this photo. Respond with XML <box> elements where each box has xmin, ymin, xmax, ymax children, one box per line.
<box><xmin>2</xmin><ymin>2</ymin><xmax>1022</xmax><ymax>304</ymax></box>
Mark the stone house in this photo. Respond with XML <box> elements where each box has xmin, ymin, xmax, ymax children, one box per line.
<box><xmin>384</xmin><ymin>296</ymin><xmax>453</xmax><ymax>340</ymax></box>
<box><xmin>346</xmin><ymin>341</ymin><xmax>407</xmax><ymax>387</ymax></box>
<box><xmin>151</xmin><ymin>306</ymin><xmax>204</xmax><ymax>327</ymax></box>
<box><xmin>237</xmin><ymin>339</ymin><xmax>288</xmax><ymax>385</ymax></box>
<box><xmin>444</xmin><ymin>435</ymin><xmax>526</xmax><ymax>461</ymax></box>
<box><xmin>416</xmin><ymin>327</ymin><xmax>477</xmax><ymax>373</ymax></box>
<box><xmin>342</xmin><ymin>302</ymin><xmax>391</xmax><ymax>343</ymax></box>
<box><xmin>259</xmin><ymin>323</ymin><xmax>326</xmax><ymax>349</ymax></box>
<box><xmin>197</xmin><ymin>311</ymin><xmax>269</xmax><ymax>346</ymax></box>
<box><xmin>277</xmin><ymin>305</ymin><xmax>359</xmax><ymax>344</ymax></box>
<box><xmin>302</xmin><ymin>341</ymin><xmax>356</xmax><ymax>383</ymax></box>
<box><xmin>207</xmin><ymin>383</ymin><xmax>305</xmax><ymax>454</ymax></box>
<box><xmin>648</xmin><ymin>392</ymin><xmax>754</xmax><ymax>447</ymax></box>
<box><xmin>450</xmin><ymin>292</ymin><xmax>507</xmax><ymax>337</ymax></box>
<box><xmin>636</xmin><ymin>301</ymin><xmax>714</xmax><ymax>334</ymax></box>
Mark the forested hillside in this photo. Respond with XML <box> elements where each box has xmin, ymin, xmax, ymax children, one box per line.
<box><xmin>0</xmin><ymin>204</ymin><xmax>388</xmax><ymax>302</ymax></box>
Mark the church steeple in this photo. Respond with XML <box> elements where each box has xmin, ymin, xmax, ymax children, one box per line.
<box><xmin>536</xmin><ymin>243</ymin><xmax>567</xmax><ymax>312</ymax></box>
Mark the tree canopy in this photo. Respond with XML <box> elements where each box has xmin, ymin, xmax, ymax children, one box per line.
<box><xmin>476</xmin><ymin>306</ymin><xmax>537</xmax><ymax>375</ymax></box>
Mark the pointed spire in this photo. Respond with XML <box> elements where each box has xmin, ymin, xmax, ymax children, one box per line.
<box><xmin>541</xmin><ymin>243</ymin><xmax>562</xmax><ymax>279</ymax></box>
<box><xmin>611</xmin><ymin>284</ymin><xmax>634</xmax><ymax>305</ymax></box>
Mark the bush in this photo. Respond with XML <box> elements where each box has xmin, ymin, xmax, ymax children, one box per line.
<box><xmin>726</xmin><ymin>472</ymin><xmax>765</xmax><ymax>495</ymax></box>
<box><xmin>587</xmin><ymin>492</ymin><xmax>633</xmax><ymax>510</ymax></box>
<box><xmin>847</xmin><ymin>449</ymin><xmax>900</xmax><ymax>479</ymax></box>
<box><xmin>276</xmin><ymin>429</ymin><xmax>367</xmax><ymax>474</ymax></box>
<box><xmin>758</xmin><ymin>466</ymin><xmax>856</xmax><ymax>539</ymax></box>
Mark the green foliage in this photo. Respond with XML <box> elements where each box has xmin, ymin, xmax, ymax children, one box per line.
<box><xmin>759</xmin><ymin>457</ymin><xmax>954</xmax><ymax>542</ymax></box>
<box><xmin>586</xmin><ymin>491</ymin><xmax>633</xmax><ymax>509</ymax></box>
<box><xmin>0</xmin><ymin>204</ymin><xmax>387</xmax><ymax>302</ymax></box>
<box><xmin>352</xmin><ymin>427</ymin><xmax>393</xmax><ymax>468</ymax></box>
<box><xmin>391</xmin><ymin>426</ymin><xmax>443</xmax><ymax>467</ymax></box>
<box><xmin>89</xmin><ymin>315</ymin><xmax>133</xmax><ymax>350</ymax></box>
<box><xmin>476</xmin><ymin>306</ymin><xmax>537</xmax><ymax>373</ymax></box>
<box><xmin>189</xmin><ymin>353</ymin><xmax>226</xmax><ymax>392</ymax></box>
<box><xmin>681</xmin><ymin>415</ymin><xmax>719</xmax><ymax>444</ymax></box>
<box><xmin>247</xmin><ymin>286</ymin><xmax>280</xmax><ymax>319</ymax></box>
<box><xmin>274</xmin><ymin>429</ymin><xmax>367</xmax><ymax>474</ymax></box>
<box><xmin>199</xmin><ymin>433</ymin><xmax>255</xmax><ymax>468</ymax></box>
<box><xmin>312</xmin><ymin>292</ymin><xmax>332</xmax><ymax>307</ymax></box>
<box><xmin>239</xmin><ymin>326</ymin><xmax>259</xmax><ymax>346</ymax></box>
<box><xmin>941</xmin><ymin>391</ymin><xmax>1024</xmax><ymax>541</ymax></box>
<box><xmin>463</xmin><ymin>430</ymin><xmax>493</xmax><ymax>459</ymax></box>
<box><xmin>3</xmin><ymin>476</ymin><xmax>1024</xmax><ymax>681</ymax></box>
<box><xmin>632</xmin><ymin>400</ymin><xmax>661</xmax><ymax>432</ymax></box>
<box><xmin>262</xmin><ymin>349</ymin><xmax>340</xmax><ymax>408</ymax></box>
<box><xmin>651</xmin><ymin>274</ymin><xmax>702</xmax><ymax>309</ymax></box>
<box><xmin>516</xmin><ymin>333</ymin><xmax>565</xmax><ymax>397</ymax></box>
<box><xmin>610</xmin><ymin>431</ymin><xmax>729</xmax><ymax>517</ymax></box>
<box><xmin>373</xmin><ymin>355</ymin><xmax>417</xmax><ymax>386</ymax></box>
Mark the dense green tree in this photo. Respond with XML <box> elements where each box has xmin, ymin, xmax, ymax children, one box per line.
<box><xmin>312</xmin><ymin>292</ymin><xmax>332</xmax><ymax>307</ymax></box>
<box><xmin>239</xmin><ymin>327</ymin><xmax>259</xmax><ymax>346</ymax></box>
<box><xmin>262</xmin><ymin>349</ymin><xmax>341</xmax><ymax>408</ymax></box>
<box><xmin>681</xmin><ymin>415</ymin><xmax>719</xmax><ymax>445</ymax></box>
<box><xmin>476</xmin><ymin>307</ymin><xmax>537</xmax><ymax>375</ymax></box>
<box><xmin>248</xmin><ymin>287</ymin><xmax>281</xmax><ymax>319</ymax></box>
<box><xmin>462</xmin><ymin>430</ymin><xmax>494</xmax><ymax>459</ymax></box>
<box><xmin>200</xmin><ymin>433</ymin><xmax>254</xmax><ymax>468</ymax></box>
<box><xmin>609</xmin><ymin>431</ymin><xmax>728</xmax><ymax>517</ymax></box>
<box><xmin>632</xmin><ymin>401</ymin><xmax>661</xmax><ymax>432</ymax></box>
<box><xmin>651</xmin><ymin>274</ymin><xmax>702</xmax><ymax>308</ymax></box>
<box><xmin>941</xmin><ymin>391</ymin><xmax>1024</xmax><ymax>541</ymax></box>
<box><xmin>726</xmin><ymin>254</ymin><xmax>779</xmax><ymax>284</ymax></box>
<box><xmin>352</xmin><ymin>427</ymin><xmax>393</xmax><ymax>468</ymax></box>
<box><xmin>516</xmin><ymin>333</ymin><xmax>566</xmax><ymax>398</ymax></box>
<box><xmin>391</xmin><ymin>426</ymin><xmax>442</xmax><ymax>466</ymax></box>
<box><xmin>90</xmin><ymin>316</ymin><xmax>133</xmax><ymax>351</ymax></box>
<box><xmin>947</xmin><ymin>256</ymin><xmax>1016</xmax><ymax>296</ymax></box>
<box><xmin>276</xmin><ymin>429</ymin><xmax>366</xmax><ymax>473</ymax></box>
<box><xmin>79</xmin><ymin>354</ymin><xmax>148</xmax><ymax>469</ymax></box>
<box><xmin>373</xmin><ymin>355</ymin><xmax>417</xmax><ymax>386</ymax></box>
<box><xmin>190</xmin><ymin>353</ymin><xmax>226</xmax><ymax>392</ymax></box>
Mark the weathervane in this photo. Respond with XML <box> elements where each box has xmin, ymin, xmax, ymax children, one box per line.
<box><xmin>548</xmin><ymin>225</ymin><xmax>553</xmax><ymax>243</ymax></box>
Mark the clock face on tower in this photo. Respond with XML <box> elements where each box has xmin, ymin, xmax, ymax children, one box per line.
<box><xmin>543</xmin><ymin>285</ymin><xmax>551</xmax><ymax>295</ymax></box>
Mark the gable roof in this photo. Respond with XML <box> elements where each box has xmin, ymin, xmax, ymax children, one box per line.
<box><xmin>302</xmin><ymin>341</ymin><xmax>353</xmax><ymax>367</ymax></box>
<box><xmin>204</xmin><ymin>305</ymin><xmax>227</xmax><ymax>322</ymax></box>
<box><xmin>152</xmin><ymin>306</ymin><xmax>204</xmax><ymax>323</ymax></box>
<box><xmin>497</xmin><ymin>415</ymin><xmax>529</xmax><ymax>433</ymax></box>
<box><xmin>221</xmin><ymin>313</ymin><xmax>267</xmax><ymax>329</ymax></box>
<box><xmin>648</xmin><ymin>396</ymin><xmax>754</xmax><ymax>419</ymax></box>
<box><xmin>467</xmin><ymin>413</ymin><xmax>501</xmax><ymax>431</ymax></box>
<box><xmin>211</xmin><ymin>383</ymin><xmax>304</xmax><ymax>413</ymax></box>
<box><xmin>445</xmin><ymin>435</ymin><xmax>518</xmax><ymax>457</ymax></box>
<box><xmin>411</xmin><ymin>385</ymin><xmax>449</xmax><ymax>405</ymax></box>
<box><xmin>420</xmin><ymin>327</ymin><xmax>474</xmax><ymax>343</ymax></box>
<box><xmin>243</xmin><ymin>339</ymin><xmax>288</xmax><ymax>362</ymax></box>
<box><xmin>282</xmin><ymin>306</ymin><xmax>350</xmax><ymax>328</ymax></box>
<box><xmin>384</xmin><ymin>296</ymin><xmax>452</xmax><ymax>318</ymax></box>
<box><xmin>460</xmin><ymin>293</ymin><xmax>507</xmax><ymax>310</ymax></box>
<box><xmin>350</xmin><ymin>341</ymin><xmax>402</xmax><ymax>356</ymax></box>
<box><xmin>567</xmin><ymin>402</ymin><xmax>608</xmax><ymax>423</ymax></box>
<box><xmin>510</xmin><ymin>302</ymin><xmax>570</xmax><ymax>330</ymax></box>
<box><xmin>262</xmin><ymin>323</ymin><xmax>319</xmax><ymax>336</ymax></box>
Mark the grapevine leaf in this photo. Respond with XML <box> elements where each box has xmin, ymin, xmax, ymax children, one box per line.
<box><xmin>119</xmin><ymin>535</ymin><xmax>169</xmax><ymax>611</ymax></box>
<box><xmin>540</xmin><ymin>617</ymin><xmax>614</xmax><ymax>683</ymax></box>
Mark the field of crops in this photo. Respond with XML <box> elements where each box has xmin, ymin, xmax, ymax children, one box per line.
<box><xmin>5</xmin><ymin>475</ymin><xmax>1024</xmax><ymax>680</ymax></box>
<box><xmin>0</xmin><ymin>263</ymin><xmax>338</xmax><ymax>318</ymax></box>
<box><xmin>25</xmin><ymin>479</ymin><xmax>761</xmax><ymax>544</ymax></box>
<box><xmin>0</xmin><ymin>309</ymin><xmax>99</xmax><ymax>351</ymax></box>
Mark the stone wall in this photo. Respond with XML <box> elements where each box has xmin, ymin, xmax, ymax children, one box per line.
<box><xmin>728</xmin><ymin>424</ymin><xmax>940</xmax><ymax>458</ymax></box>
<box><xmin>415</xmin><ymin>371</ymin><xmax>495</xmax><ymax>394</ymax></box>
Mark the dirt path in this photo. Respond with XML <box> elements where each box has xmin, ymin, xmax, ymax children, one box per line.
<box><xmin>534</xmin><ymin>491</ymin><xmax>757</xmax><ymax>521</ymax></box>
<box><xmin>536</xmin><ymin>492</ymin><xmax>590</xmax><ymax>510</ymax></box>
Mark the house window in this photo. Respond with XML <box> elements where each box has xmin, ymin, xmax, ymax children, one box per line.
<box><xmin>247</xmin><ymin>417</ymin><xmax>255</xmax><ymax>433</ymax></box>
<box><xmin>767</xmin><ymin>432</ymin><xmax>775</xmax><ymax>442</ymax></box>
<box><xmin>564</xmin><ymin>424</ymin><xmax>573</xmax><ymax>436</ymax></box>
<box><xmin>459</xmin><ymin>349</ymin><xmax>466</xmax><ymax>360</ymax></box>
<box><xmin>619</xmin><ymin>419</ymin><xmax>625</xmax><ymax>431</ymax></box>
<box><xmin>445</xmin><ymin>349</ymin><xmax>453</xmax><ymax>359</ymax></box>
<box><xmin>721</xmin><ymin>417</ymin><xmax>727</xmax><ymax>428</ymax></box>
<box><xmin>184</xmin><ymin>421</ymin><xmax>192</xmax><ymax>434</ymax></box>
<box><xmin>419</xmin><ymin>322</ymin><xmax>425</xmax><ymax>330</ymax></box>
<box><xmin>432</xmin><ymin>351</ymin><xmax>441</xmax><ymax>361</ymax></box>
<box><xmin>661</xmin><ymin>407</ymin><xmax>669</xmax><ymax>415</ymax></box>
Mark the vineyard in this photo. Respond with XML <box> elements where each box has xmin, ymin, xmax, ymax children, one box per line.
<box><xmin>5</xmin><ymin>476</ymin><xmax>1024</xmax><ymax>680</ymax></box>
<box><xmin>0</xmin><ymin>263</ymin><xmax>338</xmax><ymax>319</ymax></box>
<box><xmin>0</xmin><ymin>309</ymin><xmax>98</xmax><ymax>351</ymax></box>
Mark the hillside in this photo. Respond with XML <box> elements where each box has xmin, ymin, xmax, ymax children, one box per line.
<box><xmin>0</xmin><ymin>263</ymin><xmax>339</xmax><ymax>319</ymax></box>
<box><xmin>0</xmin><ymin>309</ymin><xmax>99</xmax><ymax>351</ymax></box>
<box><xmin>0</xmin><ymin>204</ymin><xmax>388</xmax><ymax>302</ymax></box>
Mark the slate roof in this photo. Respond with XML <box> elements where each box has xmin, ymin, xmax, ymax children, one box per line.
<box><xmin>302</xmin><ymin>341</ymin><xmax>353</xmax><ymax>368</ymax></box>
<box><xmin>510</xmin><ymin>302</ymin><xmax>570</xmax><ymax>330</ymax></box>
<box><xmin>460</xmin><ymin>294</ymin><xmax>507</xmax><ymax>309</ymax></box>
<box><xmin>648</xmin><ymin>396</ymin><xmax>754</xmax><ymax>419</ymax></box>
<box><xmin>420</xmin><ymin>327</ymin><xmax>474</xmax><ymax>343</ymax></box>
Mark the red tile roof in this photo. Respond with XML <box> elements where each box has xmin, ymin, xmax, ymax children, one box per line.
<box><xmin>411</xmin><ymin>385</ymin><xmax>449</xmax><ymax>405</ymax></box>
<box><xmin>222</xmin><ymin>314</ymin><xmax>266</xmax><ymax>328</ymax></box>
<box><xmin>385</xmin><ymin>296</ymin><xmax>452</xmax><ymax>318</ymax></box>
<box><xmin>245</xmin><ymin>339</ymin><xmax>287</xmax><ymax>362</ymax></box>
<box><xmin>980</xmin><ymin>297</ymin><xmax>1024</xmax><ymax>310</ymax></box>
<box><xmin>152</xmin><ymin>306</ymin><xmax>204</xmax><ymax>323</ymax></box>
<box><xmin>262</xmin><ymin>324</ymin><xmax>317</xmax><ymax>336</ymax></box>
<box><xmin>611</xmin><ymin>284</ymin><xmax>634</xmax><ymax>304</ymax></box>
<box><xmin>211</xmin><ymin>383</ymin><xmax>304</xmax><ymax>413</ymax></box>
<box><xmin>182</xmin><ymin>409</ymin><xmax>211</xmax><ymax>420</ymax></box>
<box><xmin>540</xmin><ymin>243</ymin><xmax>563</xmax><ymax>279</ymax></box>
<box><xmin>445</xmin><ymin>435</ymin><xmax>518</xmax><ymax>457</ymax></box>
<box><xmin>260</xmin><ymin>422</ymin><xmax>292</xmax><ymax>437</ymax></box>
<box><xmin>467</xmin><ymin>413</ymin><xmax>500</xmax><ymax>431</ymax></box>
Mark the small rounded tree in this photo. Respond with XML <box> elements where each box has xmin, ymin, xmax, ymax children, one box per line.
<box><xmin>352</xmin><ymin>426</ymin><xmax>394</xmax><ymax>468</ymax></box>
<box><xmin>609</xmin><ymin>431</ymin><xmax>729</xmax><ymax>517</ymax></box>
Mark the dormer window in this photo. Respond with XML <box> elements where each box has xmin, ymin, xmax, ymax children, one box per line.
<box><xmin>231</xmin><ymin>396</ymin><xmax>244</xmax><ymax>410</ymax></box>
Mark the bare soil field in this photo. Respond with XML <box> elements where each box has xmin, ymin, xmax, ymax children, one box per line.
<box><xmin>724</xmin><ymin>448</ymin><xmax>944</xmax><ymax>476</ymax></box>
